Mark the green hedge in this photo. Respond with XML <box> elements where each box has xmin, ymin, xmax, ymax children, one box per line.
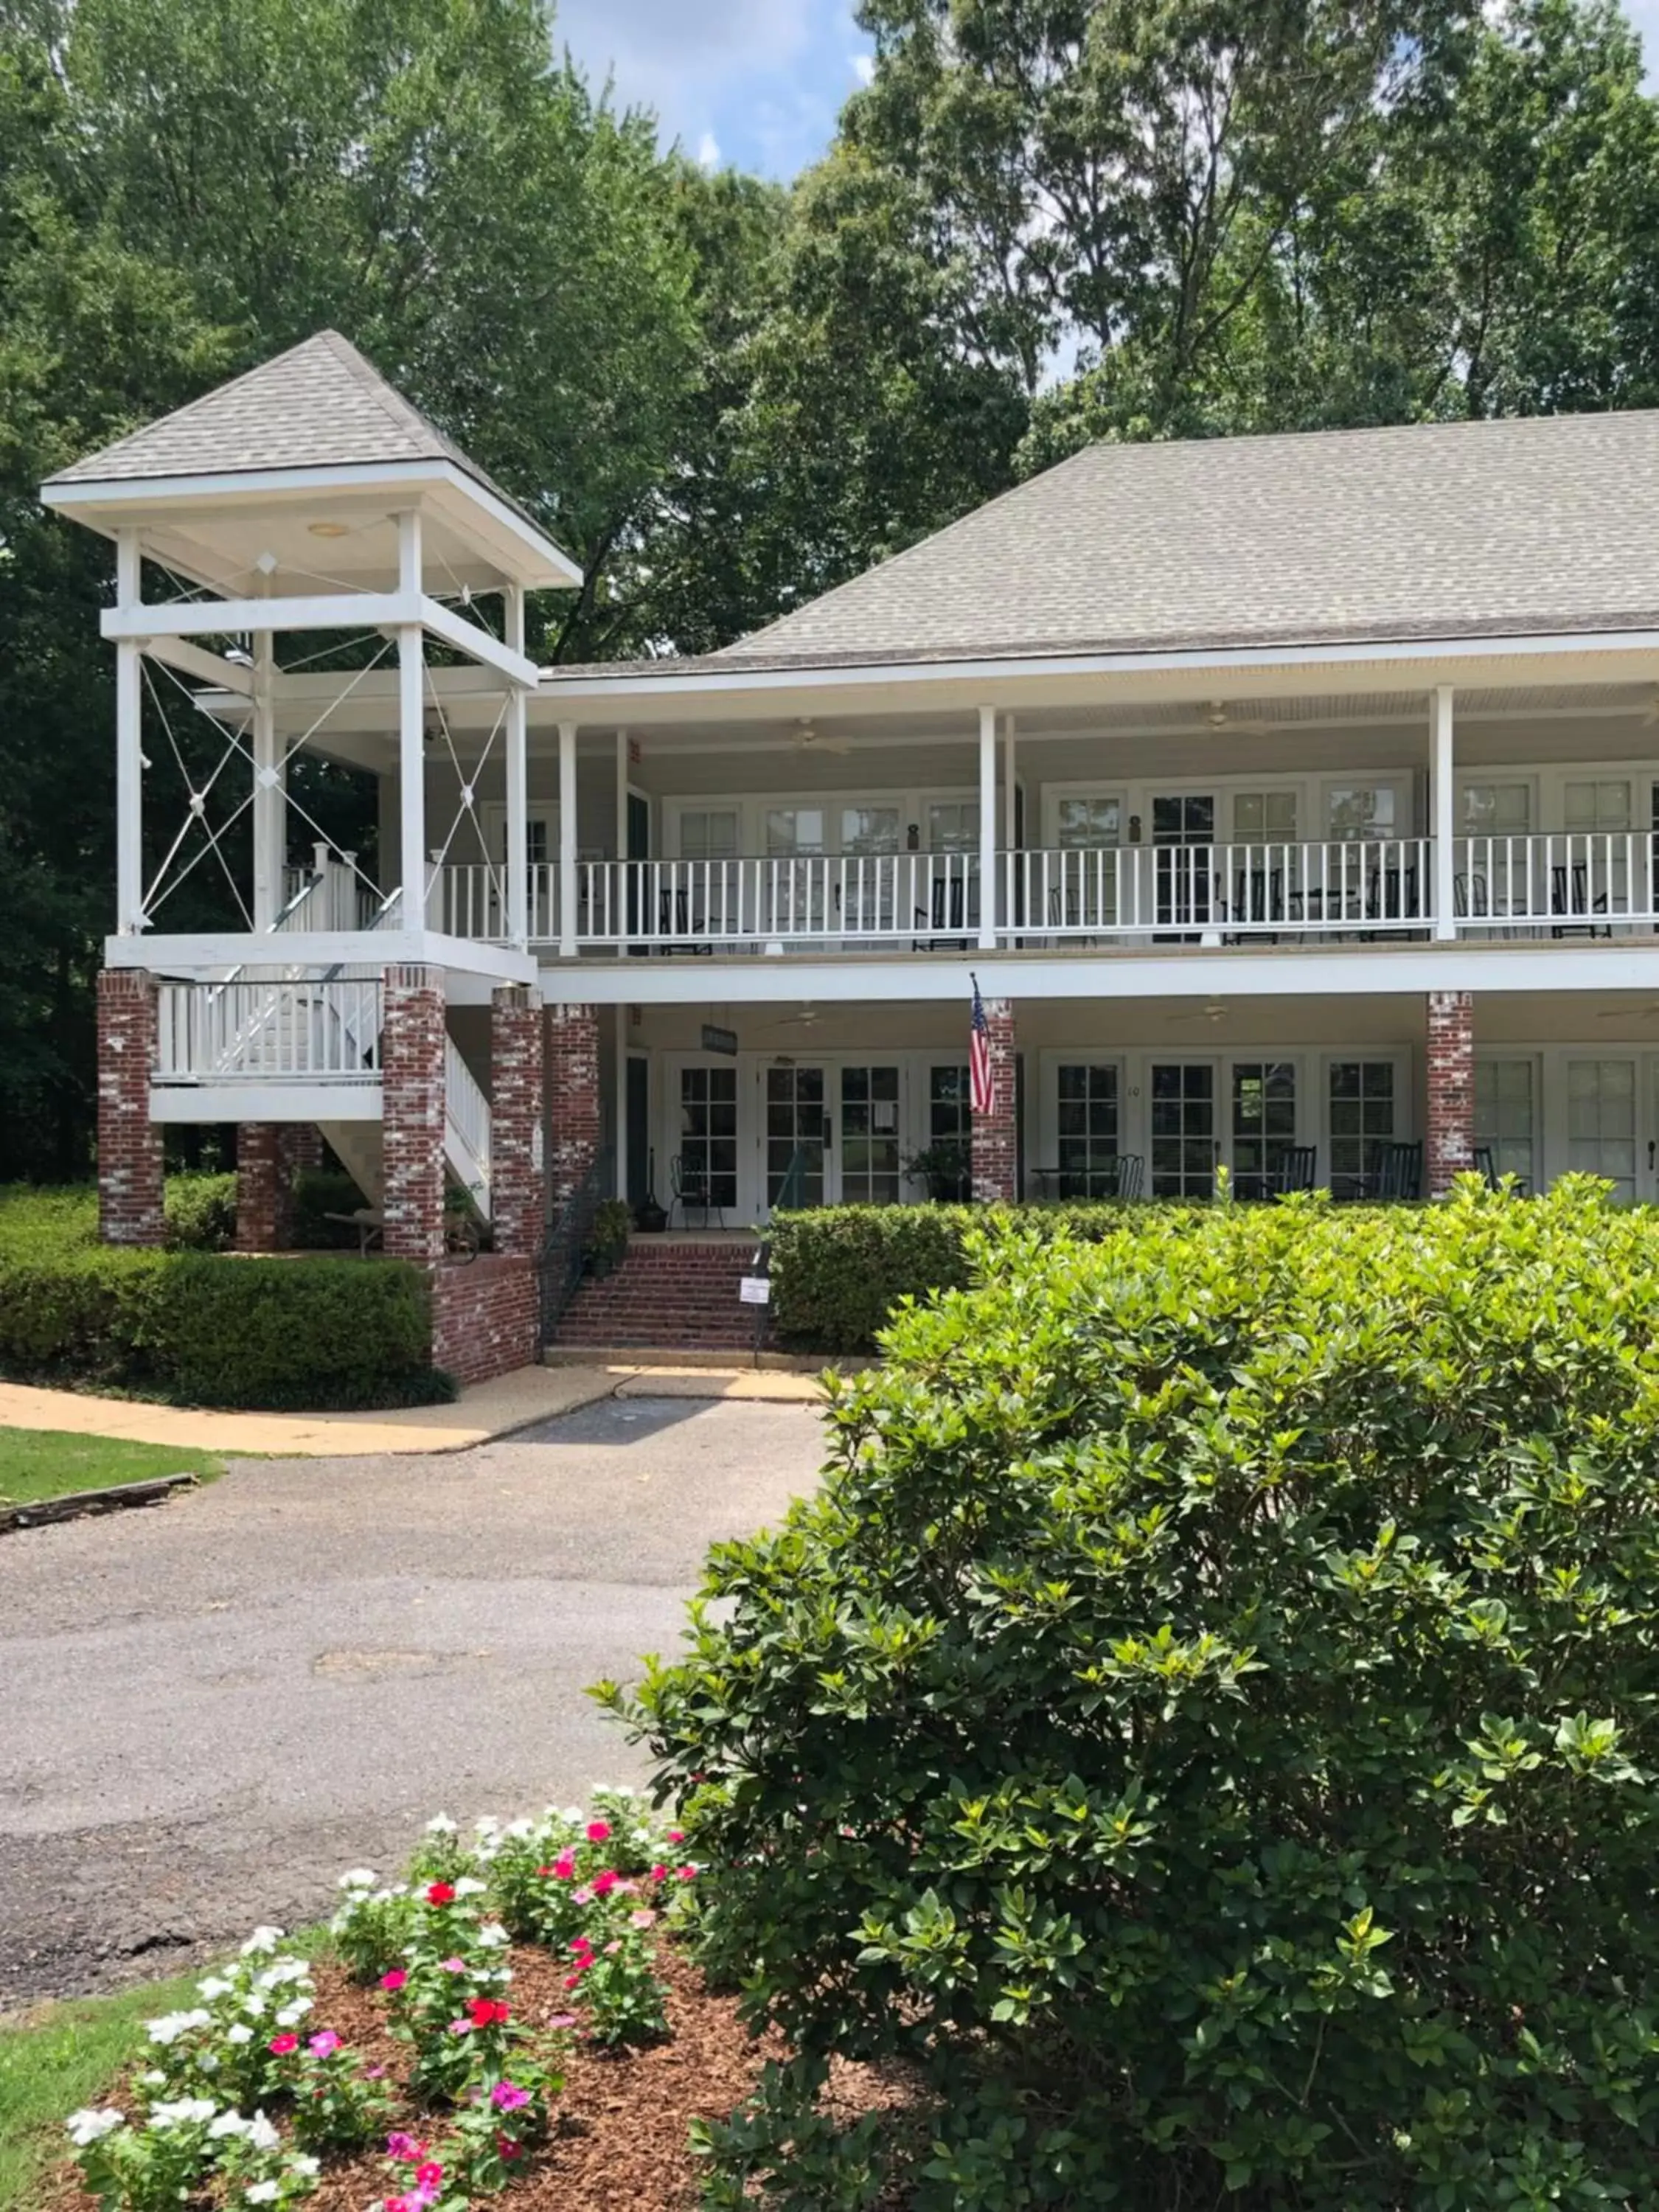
<box><xmin>768</xmin><ymin>1200</ymin><xmax>1144</xmax><ymax>1352</ymax></box>
<box><xmin>164</xmin><ymin>1171</ymin><xmax>238</xmax><ymax>1251</ymax></box>
<box><xmin>0</xmin><ymin>1185</ymin><xmax>450</xmax><ymax>1409</ymax></box>
<box><xmin>622</xmin><ymin>1182</ymin><xmax>1659</xmax><ymax>2210</ymax></box>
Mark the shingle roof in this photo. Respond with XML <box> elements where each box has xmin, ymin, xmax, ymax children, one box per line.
<box><xmin>661</xmin><ymin>409</ymin><xmax>1659</xmax><ymax>672</ymax></box>
<box><xmin>44</xmin><ymin>329</ymin><xmax>536</xmax><ymax>526</ymax></box>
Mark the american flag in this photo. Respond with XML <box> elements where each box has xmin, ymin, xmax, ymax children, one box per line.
<box><xmin>970</xmin><ymin>976</ymin><xmax>996</xmax><ymax>1116</ymax></box>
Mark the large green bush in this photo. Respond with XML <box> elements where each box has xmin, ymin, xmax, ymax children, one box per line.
<box><xmin>768</xmin><ymin>1201</ymin><xmax>1138</xmax><ymax>1352</ymax></box>
<box><xmin>0</xmin><ymin>1185</ymin><xmax>449</xmax><ymax>1408</ymax></box>
<box><xmin>613</xmin><ymin>1183</ymin><xmax>1659</xmax><ymax>2210</ymax></box>
<box><xmin>164</xmin><ymin>1170</ymin><xmax>238</xmax><ymax>1251</ymax></box>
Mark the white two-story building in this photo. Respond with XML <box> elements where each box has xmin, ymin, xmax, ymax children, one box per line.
<box><xmin>45</xmin><ymin>332</ymin><xmax>1659</xmax><ymax>1371</ymax></box>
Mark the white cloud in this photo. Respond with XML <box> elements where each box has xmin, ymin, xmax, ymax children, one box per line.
<box><xmin>851</xmin><ymin>52</ymin><xmax>874</xmax><ymax>86</ymax></box>
<box><xmin>696</xmin><ymin>130</ymin><xmax>722</xmax><ymax>169</ymax></box>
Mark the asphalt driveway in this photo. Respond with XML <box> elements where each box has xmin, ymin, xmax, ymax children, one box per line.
<box><xmin>0</xmin><ymin>1394</ymin><xmax>826</xmax><ymax>2009</ymax></box>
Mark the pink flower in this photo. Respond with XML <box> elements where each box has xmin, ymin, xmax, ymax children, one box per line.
<box><xmin>307</xmin><ymin>2029</ymin><xmax>341</xmax><ymax>2057</ymax></box>
<box><xmin>386</xmin><ymin>2131</ymin><xmax>423</xmax><ymax>2160</ymax></box>
<box><xmin>499</xmin><ymin>2135</ymin><xmax>524</xmax><ymax>2160</ymax></box>
<box><xmin>585</xmin><ymin>1820</ymin><xmax>611</xmax><ymax>1843</ymax></box>
<box><xmin>417</xmin><ymin>2165</ymin><xmax>444</xmax><ymax>2190</ymax></box>
<box><xmin>591</xmin><ymin>1870</ymin><xmax>619</xmax><ymax>1898</ymax></box>
<box><xmin>543</xmin><ymin>1851</ymin><xmax>577</xmax><ymax>1880</ymax></box>
<box><xmin>630</xmin><ymin>1908</ymin><xmax>657</xmax><ymax>1930</ymax></box>
<box><xmin>650</xmin><ymin>1864</ymin><xmax>669</xmax><ymax>1884</ymax></box>
<box><xmin>603</xmin><ymin>1939</ymin><xmax>622</xmax><ymax>1956</ymax></box>
<box><xmin>440</xmin><ymin>1955</ymin><xmax>467</xmax><ymax>1972</ymax></box>
<box><xmin>380</xmin><ymin>1969</ymin><xmax>408</xmax><ymax>1992</ymax></box>
<box><xmin>561</xmin><ymin>1971</ymin><xmax>585</xmax><ymax>1989</ymax></box>
<box><xmin>447</xmin><ymin>2017</ymin><xmax>473</xmax><ymax>2034</ymax></box>
<box><xmin>570</xmin><ymin>1936</ymin><xmax>594</xmax><ymax>1956</ymax></box>
<box><xmin>676</xmin><ymin>1864</ymin><xmax>698</xmax><ymax>1882</ymax></box>
<box><xmin>548</xmin><ymin>2013</ymin><xmax>578</xmax><ymax>2028</ymax></box>
<box><xmin>666</xmin><ymin>1829</ymin><xmax>685</xmax><ymax>1844</ymax></box>
<box><xmin>491</xmin><ymin>2080</ymin><xmax>531</xmax><ymax>2111</ymax></box>
<box><xmin>268</xmin><ymin>2034</ymin><xmax>299</xmax><ymax>2056</ymax></box>
<box><xmin>572</xmin><ymin>1885</ymin><xmax>593</xmax><ymax>1905</ymax></box>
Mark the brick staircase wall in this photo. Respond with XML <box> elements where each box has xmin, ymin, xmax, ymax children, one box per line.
<box><xmin>553</xmin><ymin>1239</ymin><xmax>759</xmax><ymax>1352</ymax></box>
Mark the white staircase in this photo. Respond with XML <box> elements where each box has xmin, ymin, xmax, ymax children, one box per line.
<box><xmin>170</xmin><ymin>864</ymin><xmax>493</xmax><ymax>1220</ymax></box>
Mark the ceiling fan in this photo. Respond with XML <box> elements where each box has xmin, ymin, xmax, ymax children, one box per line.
<box><xmin>1203</xmin><ymin>700</ymin><xmax>1291</xmax><ymax>736</ymax></box>
<box><xmin>1167</xmin><ymin>1000</ymin><xmax>1231</xmax><ymax>1025</ymax></box>
<box><xmin>1597</xmin><ymin>1002</ymin><xmax>1659</xmax><ymax>1019</ymax></box>
<box><xmin>759</xmin><ymin>1003</ymin><xmax>824</xmax><ymax>1033</ymax></box>
<box><xmin>793</xmin><ymin>717</ymin><xmax>852</xmax><ymax>757</ymax></box>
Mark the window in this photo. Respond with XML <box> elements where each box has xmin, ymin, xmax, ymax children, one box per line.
<box><xmin>1150</xmin><ymin>1063</ymin><xmax>1216</xmax><ymax>1198</ymax></box>
<box><xmin>1475</xmin><ymin>1060</ymin><xmax>1534</xmax><ymax>1188</ymax></box>
<box><xmin>766</xmin><ymin>1065</ymin><xmax>825</xmax><ymax>1208</ymax></box>
<box><xmin>1327</xmin><ymin>786</ymin><xmax>1398</xmax><ymax>841</ymax></box>
<box><xmin>840</xmin><ymin>807</ymin><xmax>902</xmax><ymax>855</ymax></box>
<box><xmin>1329</xmin><ymin>1062</ymin><xmax>1396</xmax><ymax>1194</ymax></box>
<box><xmin>678</xmin><ymin>809</ymin><xmax>740</xmax><ymax>862</ymax></box>
<box><xmin>1564</xmin><ymin>780</ymin><xmax>1632</xmax><ymax>833</ymax></box>
<box><xmin>765</xmin><ymin>808</ymin><xmax>827</xmax><ymax>856</ymax></box>
<box><xmin>841</xmin><ymin>1066</ymin><xmax>902</xmax><ymax>1204</ymax></box>
<box><xmin>1231</xmin><ymin>1062</ymin><xmax>1297</xmax><ymax>1197</ymax></box>
<box><xmin>930</xmin><ymin>1065</ymin><xmax>971</xmax><ymax>1146</ymax></box>
<box><xmin>1057</xmin><ymin>1063</ymin><xmax>1120</xmax><ymax>1197</ymax></box>
<box><xmin>1566</xmin><ymin>1059</ymin><xmax>1636</xmax><ymax>1200</ymax></box>
<box><xmin>1056</xmin><ymin>796</ymin><xmax>1121</xmax><ymax>848</ymax></box>
<box><xmin>926</xmin><ymin>801</ymin><xmax>979</xmax><ymax>852</ymax></box>
<box><xmin>1234</xmin><ymin>790</ymin><xmax>1298</xmax><ymax>843</ymax></box>
<box><xmin>1461</xmin><ymin>783</ymin><xmax>1531</xmax><ymax>835</ymax></box>
<box><xmin>679</xmin><ymin>1066</ymin><xmax>737</xmax><ymax>1210</ymax></box>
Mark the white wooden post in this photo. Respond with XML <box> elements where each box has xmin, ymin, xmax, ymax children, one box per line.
<box><xmin>615</xmin><ymin>729</ymin><xmax>630</xmax><ymax>960</ymax></box>
<box><xmin>251</xmin><ymin>625</ymin><xmax>280</xmax><ymax>930</ymax></box>
<box><xmin>1432</xmin><ymin>684</ymin><xmax>1455</xmax><ymax>940</ymax></box>
<box><xmin>396</xmin><ymin>510</ymin><xmax>425</xmax><ymax>928</ymax></box>
<box><xmin>615</xmin><ymin>1009</ymin><xmax>628</xmax><ymax>1200</ymax></box>
<box><xmin>115</xmin><ymin>530</ymin><xmax>143</xmax><ymax>935</ymax></box>
<box><xmin>1003</xmin><ymin>712</ymin><xmax>1017</xmax><ymax>849</ymax></box>
<box><xmin>977</xmin><ymin>702</ymin><xmax>998</xmax><ymax>949</ymax></box>
<box><xmin>558</xmin><ymin>720</ymin><xmax>578</xmax><ymax>956</ymax></box>
<box><xmin>504</xmin><ymin>584</ymin><xmax>528</xmax><ymax>950</ymax></box>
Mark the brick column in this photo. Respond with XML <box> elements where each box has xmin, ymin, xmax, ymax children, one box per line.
<box><xmin>382</xmin><ymin>964</ymin><xmax>447</xmax><ymax>1262</ymax></box>
<box><xmin>491</xmin><ymin>984</ymin><xmax>546</xmax><ymax>1257</ymax></box>
<box><xmin>546</xmin><ymin>1003</ymin><xmax>600</xmax><ymax>1208</ymax></box>
<box><xmin>97</xmin><ymin>968</ymin><xmax>164</xmax><ymax>1245</ymax></box>
<box><xmin>234</xmin><ymin>1124</ymin><xmax>321</xmax><ymax>1251</ymax></box>
<box><xmin>970</xmin><ymin>998</ymin><xmax>1018</xmax><ymax>1205</ymax></box>
<box><xmin>1426</xmin><ymin>990</ymin><xmax>1475</xmax><ymax>1197</ymax></box>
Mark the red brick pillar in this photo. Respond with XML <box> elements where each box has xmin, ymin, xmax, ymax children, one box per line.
<box><xmin>546</xmin><ymin>1003</ymin><xmax>600</xmax><ymax>1209</ymax></box>
<box><xmin>1427</xmin><ymin>990</ymin><xmax>1475</xmax><ymax>1197</ymax></box>
<box><xmin>279</xmin><ymin>1124</ymin><xmax>323</xmax><ymax>1183</ymax></box>
<box><xmin>382</xmin><ymin>964</ymin><xmax>447</xmax><ymax>1262</ymax></box>
<box><xmin>235</xmin><ymin>1124</ymin><xmax>285</xmax><ymax>1251</ymax></box>
<box><xmin>491</xmin><ymin>984</ymin><xmax>546</xmax><ymax>1258</ymax></box>
<box><xmin>970</xmin><ymin>998</ymin><xmax>1018</xmax><ymax>1205</ymax></box>
<box><xmin>97</xmin><ymin>968</ymin><xmax>164</xmax><ymax>1245</ymax></box>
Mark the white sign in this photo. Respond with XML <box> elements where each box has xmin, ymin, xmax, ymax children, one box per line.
<box><xmin>739</xmin><ymin>1275</ymin><xmax>771</xmax><ymax>1306</ymax></box>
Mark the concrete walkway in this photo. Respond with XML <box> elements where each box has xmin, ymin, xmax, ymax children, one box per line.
<box><xmin>0</xmin><ymin>1362</ymin><xmax>828</xmax><ymax>1457</ymax></box>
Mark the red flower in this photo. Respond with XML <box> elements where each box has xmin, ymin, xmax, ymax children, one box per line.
<box><xmin>585</xmin><ymin>1819</ymin><xmax>611</xmax><ymax>1843</ymax></box>
<box><xmin>425</xmin><ymin>1882</ymin><xmax>456</xmax><ymax>1906</ymax></box>
<box><xmin>380</xmin><ymin>1969</ymin><xmax>408</xmax><ymax>1992</ymax></box>
<box><xmin>498</xmin><ymin>2136</ymin><xmax>524</xmax><ymax>2161</ymax></box>
<box><xmin>268</xmin><ymin>2034</ymin><xmax>299</xmax><ymax>2056</ymax></box>
<box><xmin>416</xmin><ymin>2160</ymin><xmax>444</xmax><ymax>2188</ymax></box>
<box><xmin>465</xmin><ymin>1996</ymin><xmax>509</xmax><ymax>2027</ymax></box>
<box><xmin>561</xmin><ymin>1971</ymin><xmax>585</xmax><ymax>1989</ymax></box>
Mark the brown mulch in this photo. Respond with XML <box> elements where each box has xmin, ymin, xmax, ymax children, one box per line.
<box><xmin>38</xmin><ymin>1941</ymin><xmax>917</xmax><ymax>2211</ymax></box>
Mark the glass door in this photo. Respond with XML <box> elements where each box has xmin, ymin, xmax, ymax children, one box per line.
<box><xmin>839</xmin><ymin>1066</ymin><xmax>902</xmax><ymax>1203</ymax></box>
<box><xmin>1150</xmin><ymin>1062</ymin><xmax>1217</xmax><ymax>1197</ymax></box>
<box><xmin>1230</xmin><ymin>1062</ymin><xmax>1298</xmax><ymax>1199</ymax></box>
<box><xmin>1566</xmin><ymin>1057</ymin><xmax>1638</xmax><ymax>1200</ymax></box>
<box><xmin>1054</xmin><ymin>795</ymin><xmax>1121</xmax><ymax>933</ymax></box>
<box><xmin>838</xmin><ymin>806</ymin><xmax>902</xmax><ymax>936</ymax></box>
<box><xmin>764</xmin><ymin>1063</ymin><xmax>827</xmax><ymax>1212</ymax></box>
<box><xmin>1152</xmin><ymin>794</ymin><xmax>1215</xmax><ymax>936</ymax></box>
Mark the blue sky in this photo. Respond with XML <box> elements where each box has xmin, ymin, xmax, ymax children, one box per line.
<box><xmin>552</xmin><ymin>1</ymin><xmax>1659</xmax><ymax>182</ymax></box>
<box><xmin>552</xmin><ymin>0</ymin><xmax>874</xmax><ymax>175</ymax></box>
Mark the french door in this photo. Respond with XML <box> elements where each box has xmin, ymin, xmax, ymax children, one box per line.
<box><xmin>765</xmin><ymin>1064</ymin><xmax>827</xmax><ymax>1211</ymax></box>
<box><xmin>759</xmin><ymin>1062</ymin><xmax>905</xmax><ymax>1214</ymax></box>
<box><xmin>1565</xmin><ymin>1057</ymin><xmax>1640</xmax><ymax>1201</ymax></box>
<box><xmin>1152</xmin><ymin>794</ymin><xmax>1215</xmax><ymax>934</ymax></box>
<box><xmin>1149</xmin><ymin>1062</ymin><xmax>1218</xmax><ymax>1197</ymax></box>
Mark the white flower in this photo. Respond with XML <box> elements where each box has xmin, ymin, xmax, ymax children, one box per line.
<box><xmin>209</xmin><ymin>2110</ymin><xmax>252</xmax><ymax>2140</ymax></box>
<box><xmin>226</xmin><ymin>2023</ymin><xmax>254</xmax><ymax>2046</ymax></box>
<box><xmin>198</xmin><ymin>2053</ymin><xmax>220</xmax><ymax>2073</ymax></box>
<box><xmin>198</xmin><ymin>1975</ymin><xmax>233</xmax><ymax>2000</ymax></box>
<box><xmin>506</xmin><ymin>1817</ymin><xmax>535</xmax><ymax>1840</ymax></box>
<box><xmin>476</xmin><ymin>1922</ymin><xmax>509</xmax><ymax>1948</ymax></box>
<box><xmin>338</xmin><ymin>1867</ymin><xmax>378</xmax><ymax>1890</ymax></box>
<box><xmin>290</xmin><ymin>2152</ymin><xmax>321</xmax><ymax>2175</ymax></box>
<box><xmin>474</xmin><ymin>1815</ymin><xmax>500</xmax><ymax>1833</ymax></box>
<box><xmin>257</xmin><ymin>1958</ymin><xmax>311</xmax><ymax>1991</ymax></box>
<box><xmin>146</xmin><ymin>2008</ymin><xmax>211</xmax><ymax>2045</ymax></box>
<box><xmin>248</xmin><ymin>2111</ymin><xmax>281</xmax><ymax>2152</ymax></box>
<box><xmin>150</xmin><ymin>2096</ymin><xmax>217</xmax><ymax>2128</ymax></box>
<box><xmin>425</xmin><ymin>1813</ymin><xmax>456</xmax><ymax>1834</ymax></box>
<box><xmin>453</xmin><ymin>1876</ymin><xmax>487</xmax><ymax>1897</ymax></box>
<box><xmin>244</xmin><ymin>2185</ymin><xmax>278</xmax><ymax>2205</ymax></box>
<box><xmin>273</xmin><ymin>1998</ymin><xmax>312</xmax><ymax>2027</ymax></box>
<box><xmin>138</xmin><ymin>2070</ymin><xmax>167</xmax><ymax>2089</ymax></box>
<box><xmin>66</xmin><ymin>2107</ymin><xmax>125</xmax><ymax>2146</ymax></box>
<box><xmin>240</xmin><ymin>1926</ymin><xmax>285</xmax><ymax>1956</ymax></box>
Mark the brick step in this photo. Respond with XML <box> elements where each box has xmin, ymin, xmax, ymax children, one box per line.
<box><xmin>552</xmin><ymin>1239</ymin><xmax>760</xmax><ymax>1352</ymax></box>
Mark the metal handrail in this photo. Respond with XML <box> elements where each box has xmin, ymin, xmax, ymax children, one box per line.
<box><xmin>538</xmin><ymin>1147</ymin><xmax>616</xmax><ymax>1338</ymax></box>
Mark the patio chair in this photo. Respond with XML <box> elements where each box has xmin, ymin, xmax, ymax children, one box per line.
<box><xmin>1276</xmin><ymin>1144</ymin><xmax>1318</xmax><ymax>1194</ymax></box>
<box><xmin>1473</xmin><ymin>1144</ymin><xmax>1530</xmax><ymax>1194</ymax></box>
<box><xmin>1363</xmin><ymin>1138</ymin><xmax>1423</xmax><ymax>1200</ymax></box>
<box><xmin>1550</xmin><ymin>862</ymin><xmax>1611</xmax><ymax>939</ymax></box>
<box><xmin>669</xmin><ymin>1153</ymin><xmax>726</xmax><ymax>1229</ymax></box>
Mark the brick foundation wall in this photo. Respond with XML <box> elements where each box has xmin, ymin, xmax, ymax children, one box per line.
<box><xmin>1427</xmin><ymin>990</ymin><xmax>1475</xmax><ymax>1197</ymax></box>
<box><xmin>546</xmin><ymin>1004</ymin><xmax>600</xmax><ymax>1208</ymax></box>
<box><xmin>235</xmin><ymin>1123</ymin><xmax>325</xmax><ymax>1251</ymax></box>
<box><xmin>97</xmin><ymin>968</ymin><xmax>164</xmax><ymax>1245</ymax></box>
<box><xmin>383</xmin><ymin>964</ymin><xmax>447</xmax><ymax>1263</ymax></box>
<box><xmin>971</xmin><ymin>998</ymin><xmax>1018</xmax><ymax>1205</ymax></box>
<box><xmin>491</xmin><ymin>985</ymin><xmax>546</xmax><ymax>1259</ymax></box>
<box><xmin>431</xmin><ymin>1255</ymin><xmax>539</xmax><ymax>1383</ymax></box>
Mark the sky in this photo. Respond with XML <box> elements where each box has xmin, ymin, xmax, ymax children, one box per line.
<box><xmin>554</xmin><ymin>1</ymin><xmax>1659</xmax><ymax>183</ymax></box>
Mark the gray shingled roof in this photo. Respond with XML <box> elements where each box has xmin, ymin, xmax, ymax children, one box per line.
<box><xmin>45</xmin><ymin>329</ymin><xmax>537</xmax><ymax>527</ymax></box>
<box><xmin>671</xmin><ymin>409</ymin><xmax>1659</xmax><ymax>672</ymax></box>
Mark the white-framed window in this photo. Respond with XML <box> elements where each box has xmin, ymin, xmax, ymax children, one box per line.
<box><xmin>1327</xmin><ymin>1060</ymin><xmax>1398</xmax><ymax>1194</ymax></box>
<box><xmin>1055</xmin><ymin>794</ymin><xmax>1122</xmax><ymax>849</ymax></box>
<box><xmin>1055</xmin><ymin>1061</ymin><xmax>1122</xmax><ymax>1197</ymax></box>
<box><xmin>1475</xmin><ymin>1059</ymin><xmax>1535</xmax><ymax>1187</ymax></box>
<box><xmin>1460</xmin><ymin>782</ymin><xmax>1531</xmax><ymax>835</ymax></box>
<box><xmin>678</xmin><ymin>807</ymin><xmax>740</xmax><ymax>862</ymax></box>
<box><xmin>1233</xmin><ymin>790</ymin><xmax>1298</xmax><ymax>843</ymax></box>
<box><xmin>1326</xmin><ymin>784</ymin><xmax>1401</xmax><ymax>841</ymax></box>
<box><xmin>1563</xmin><ymin>779</ymin><xmax>1632</xmax><ymax>833</ymax></box>
<box><xmin>926</xmin><ymin>800</ymin><xmax>980</xmax><ymax>852</ymax></box>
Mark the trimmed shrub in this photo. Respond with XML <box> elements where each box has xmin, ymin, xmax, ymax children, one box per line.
<box><xmin>614</xmin><ymin>1183</ymin><xmax>1659</xmax><ymax>2210</ymax></box>
<box><xmin>164</xmin><ymin>1171</ymin><xmax>238</xmax><ymax>1251</ymax></box>
<box><xmin>768</xmin><ymin>1200</ymin><xmax>1138</xmax><ymax>1353</ymax></box>
<box><xmin>291</xmin><ymin>1166</ymin><xmax>369</xmax><ymax>1249</ymax></box>
<box><xmin>0</xmin><ymin>1183</ymin><xmax>450</xmax><ymax>1408</ymax></box>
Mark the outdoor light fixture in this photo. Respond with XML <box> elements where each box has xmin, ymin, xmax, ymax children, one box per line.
<box><xmin>223</xmin><ymin>644</ymin><xmax>254</xmax><ymax>667</ymax></box>
<box><xmin>307</xmin><ymin>521</ymin><xmax>349</xmax><ymax>538</ymax></box>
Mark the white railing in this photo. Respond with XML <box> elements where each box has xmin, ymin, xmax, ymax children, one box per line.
<box><xmin>434</xmin><ymin>863</ymin><xmax>556</xmax><ymax>943</ymax></box>
<box><xmin>156</xmin><ymin>981</ymin><xmax>383</xmax><ymax>1082</ymax></box>
<box><xmin>574</xmin><ymin>852</ymin><xmax>981</xmax><ymax>947</ymax></box>
<box><xmin>1453</xmin><ymin>832</ymin><xmax>1657</xmax><ymax>930</ymax></box>
<box><xmin>445</xmin><ymin>1037</ymin><xmax>492</xmax><ymax>1207</ymax></box>
<box><xmin>1008</xmin><ymin>839</ymin><xmax>1431</xmax><ymax>939</ymax></box>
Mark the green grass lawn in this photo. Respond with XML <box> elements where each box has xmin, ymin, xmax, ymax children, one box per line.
<box><xmin>0</xmin><ymin>1427</ymin><xmax>223</xmax><ymax>1509</ymax></box>
<box><xmin>0</xmin><ymin>1969</ymin><xmax>202</xmax><ymax>2208</ymax></box>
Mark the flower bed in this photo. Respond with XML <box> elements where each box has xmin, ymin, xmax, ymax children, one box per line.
<box><xmin>45</xmin><ymin>1793</ymin><xmax>787</xmax><ymax>2212</ymax></box>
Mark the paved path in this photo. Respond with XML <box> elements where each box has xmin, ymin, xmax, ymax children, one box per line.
<box><xmin>0</xmin><ymin>1396</ymin><xmax>827</xmax><ymax>2010</ymax></box>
